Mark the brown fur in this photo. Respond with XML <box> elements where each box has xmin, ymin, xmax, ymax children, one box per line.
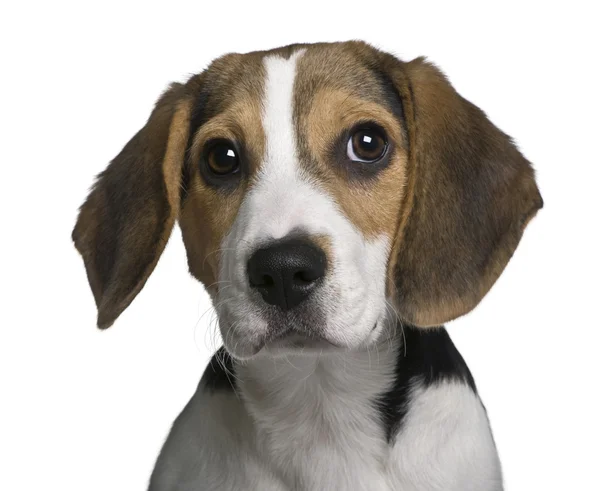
<box><xmin>383</xmin><ymin>54</ymin><xmax>543</xmax><ymax>326</ymax></box>
<box><xmin>73</xmin><ymin>41</ymin><xmax>542</xmax><ymax>330</ymax></box>
<box><xmin>72</xmin><ymin>83</ymin><xmax>193</xmax><ymax>329</ymax></box>
<box><xmin>180</xmin><ymin>54</ymin><xmax>266</xmax><ymax>289</ymax></box>
<box><xmin>298</xmin><ymin>87</ymin><xmax>408</xmax><ymax>238</ymax></box>
<box><xmin>292</xmin><ymin>43</ymin><xmax>410</xmax><ymax>239</ymax></box>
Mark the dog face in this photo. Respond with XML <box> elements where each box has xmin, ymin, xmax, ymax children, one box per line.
<box><xmin>73</xmin><ymin>42</ymin><xmax>542</xmax><ymax>359</ymax></box>
<box><xmin>181</xmin><ymin>47</ymin><xmax>410</xmax><ymax>357</ymax></box>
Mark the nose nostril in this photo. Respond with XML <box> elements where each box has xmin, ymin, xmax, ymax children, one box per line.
<box><xmin>294</xmin><ymin>270</ymin><xmax>318</xmax><ymax>284</ymax></box>
<box><xmin>261</xmin><ymin>274</ymin><xmax>275</xmax><ymax>287</ymax></box>
<box><xmin>249</xmin><ymin>273</ymin><xmax>275</xmax><ymax>288</ymax></box>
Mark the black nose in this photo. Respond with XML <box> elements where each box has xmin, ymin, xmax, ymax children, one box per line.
<box><xmin>247</xmin><ymin>238</ymin><xmax>327</xmax><ymax>310</ymax></box>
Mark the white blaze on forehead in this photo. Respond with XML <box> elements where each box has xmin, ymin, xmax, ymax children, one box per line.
<box><xmin>261</xmin><ymin>51</ymin><xmax>304</xmax><ymax>182</ymax></box>
<box><xmin>254</xmin><ymin>50</ymin><xmax>308</xmax><ymax>239</ymax></box>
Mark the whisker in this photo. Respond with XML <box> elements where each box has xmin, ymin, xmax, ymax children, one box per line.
<box><xmin>204</xmin><ymin>279</ymin><xmax>233</xmax><ymax>290</ymax></box>
<box><xmin>202</xmin><ymin>247</ymin><xmax>238</xmax><ymax>270</ymax></box>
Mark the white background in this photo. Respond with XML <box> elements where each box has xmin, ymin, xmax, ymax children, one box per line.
<box><xmin>1</xmin><ymin>1</ymin><xmax>598</xmax><ymax>489</ymax></box>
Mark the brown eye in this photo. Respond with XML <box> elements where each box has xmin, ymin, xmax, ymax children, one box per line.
<box><xmin>205</xmin><ymin>140</ymin><xmax>240</xmax><ymax>175</ymax></box>
<box><xmin>347</xmin><ymin>127</ymin><xmax>388</xmax><ymax>162</ymax></box>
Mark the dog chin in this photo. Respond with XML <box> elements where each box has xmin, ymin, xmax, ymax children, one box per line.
<box><xmin>260</xmin><ymin>331</ymin><xmax>343</xmax><ymax>357</ymax></box>
<box><xmin>220</xmin><ymin>328</ymin><xmax>334</xmax><ymax>360</ymax></box>
<box><xmin>225</xmin><ymin>335</ymin><xmax>348</xmax><ymax>360</ymax></box>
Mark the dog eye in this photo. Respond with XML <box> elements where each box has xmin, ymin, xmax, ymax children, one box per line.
<box><xmin>205</xmin><ymin>140</ymin><xmax>240</xmax><ymax>176</ymax></box>
<box><xmin>347</xmin><ymin>127</ymin><xmax>388</xmax><ymax>163</ymax></box>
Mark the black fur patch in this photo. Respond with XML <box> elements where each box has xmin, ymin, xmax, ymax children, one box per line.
<box><xmin>200</xmin><ymin>347</ymin><xmax>237</xmax><ymax>392</ymax></box>
<box><xmin>369</xmin><ymin>64</ymin><xmax>407</xmax><ymax>131</ymax></box>
<box><xmin>376</xmin><ymin>325</ymin><xmax>477</xmax><ymax>443</ymax></box>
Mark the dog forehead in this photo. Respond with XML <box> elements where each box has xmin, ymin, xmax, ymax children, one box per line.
<box><xmin>197</xmin><ymin>42</ymin><xmax>387</xmax><ymax>114</ymax></box>
<box><xmin>294</xmin><ymin>43</ymin><xmax>389</xmax><ymax>101</ymax></box>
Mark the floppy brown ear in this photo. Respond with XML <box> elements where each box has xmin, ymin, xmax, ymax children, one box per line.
<box><xmin>387</xmin><ymin>57</ymin><xmax>543</xmax><ymax>327</ymax></box>
<box><xmin>73</xmin><ymin>84</ymin><xmax>192</xmax><ymax>329</ymax></box>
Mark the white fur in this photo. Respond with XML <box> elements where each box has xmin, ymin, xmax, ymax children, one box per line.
<box><xmin>388</xmin><ymin>382</ymin><xmax>503</xmax><ymax>490</ymax></box>
<box><xmin>217</xmin><ymin>51</ymin><xmax>391</xmax><ymax>359</ymax></box>
<box><xmin>237</xmin><ymin>344</ymin><xmax>398</xmax><ymax>490</ymax></box>
<box><xmin>150</xmin><ymin>340</ymin><xmax>501</xmax><ymax>490</ymax></box>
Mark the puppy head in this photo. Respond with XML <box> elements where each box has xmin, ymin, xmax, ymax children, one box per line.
<box><xmin>73</xmin><ymin>42</ymin><xmax>542</xmax><ymax>358</ymax></box>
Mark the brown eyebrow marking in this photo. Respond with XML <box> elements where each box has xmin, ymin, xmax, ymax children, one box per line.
<box><xmin>293</xmin><ymin>44</ymin><xmax>409</xmax><ymax>239</ymax></box>
<box><xmin>179</xmin><ymin>52</ymin><xmax>267</xmax><ymax>289</ymax></box>
<box><xmin>189</xmin><ymin>97</ymin><xmax>266</xmax><ymax>177</ymax></box>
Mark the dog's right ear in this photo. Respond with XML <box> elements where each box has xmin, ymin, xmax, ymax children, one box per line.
<box><xmin>73</xmin><ymin>83</ymin><xmax>193</xmax><ymax>329</ymax></box>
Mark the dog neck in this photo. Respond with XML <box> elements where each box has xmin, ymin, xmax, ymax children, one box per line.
<box><xmin>203</xmin><ymin>322</ymin><xmax>476</xmax><ymax>448</ymax></box>
<box><xmin>234</xmin><ymin>329</ymin><xmax>401</xmax><ymax>438</ymax></box>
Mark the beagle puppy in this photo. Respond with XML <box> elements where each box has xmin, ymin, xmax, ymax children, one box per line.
<box><xmin>73</xmin><ymin>41</ymin><xmax>542</xmax><ymax>491</ymax></box>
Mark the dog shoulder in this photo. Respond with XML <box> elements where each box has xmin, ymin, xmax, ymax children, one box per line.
<box><xmin>388</xmin><ymin>380</ymin><xmax>503</xmax><ymax>490</ymax></box>
<box><xmin>148</xmin><ymin>350</ymin><xmax>284</xmax><ymax>491</ymax></box>
<box><xmin>377</xmin><ymin>327</ymin><xmax>503</xmax><ymax>490</ymax></box>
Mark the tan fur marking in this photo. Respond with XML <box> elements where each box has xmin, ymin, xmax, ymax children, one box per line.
<box><xmin>181</xmin><ymin>71</ymin><xmax>266</xmax><ymax>289</ymax></box>
<box><xmin>163</xmin><ymin>99</ymin><xmax>193</xmax><ymax>218</ymax></box>
<box><xmin>180</xmin><ymin>182</ymin><xmax>245</xmax><ymax>291</ymax></box>
<box><xmin>311</xmin><ymin>234</ymin><xmax>333</xmax><ymax>279</ymax></box>
<box><xmin>190</xmin><ymin>98</ymin><xmax>265</xmax><ymax>173</ymax></box>
<box><xmin>383</xmin><ymin>66</ymin><xmax>419</xmax><ymax>300</ymax></box>
<box><xmin>300</xmin><ymin>88</ymin><xmax>408</xmax><ymax>239</ymax></box>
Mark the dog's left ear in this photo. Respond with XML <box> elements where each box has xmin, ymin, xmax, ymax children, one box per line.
<box><xmin>73</xmin><ymin>83</ymin><xmax>193</xmax><ymax>329</ymax></box>
<box><xmin>383</xmin><ymin>55</ymin><xmax>543</xmax><ymax>327</ymax></box>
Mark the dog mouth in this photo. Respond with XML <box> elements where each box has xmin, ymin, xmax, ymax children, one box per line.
<box><xmin>218</xmin><ymin>294</ymin><xmax>384</xmax><ymax>359</ymax></box>
<box><xmin>255</xmin><ymin>327</ymin><xmax>334</xmax><ymax>351</ymax></box>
